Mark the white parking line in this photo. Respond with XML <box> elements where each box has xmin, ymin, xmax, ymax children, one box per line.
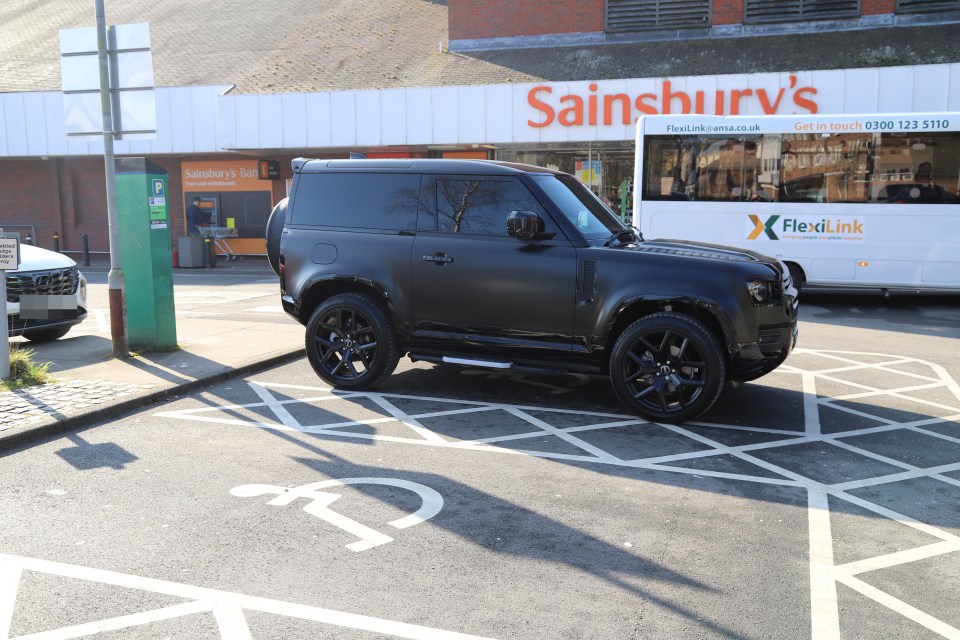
<box><xmin>0</xmin><ymin>554</ymin><xmax>494</xmax><ymax>640</ymax></box>
<box><xmin>155</xmin><ymin>349</ymin><xmax>960</xmax><ymax>640</ymax></box>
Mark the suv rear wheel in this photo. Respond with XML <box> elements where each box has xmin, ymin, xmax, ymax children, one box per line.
<box><xmin>305</xmin><ymin>293</ymin><xmax>400</xmax><ymax>390</ymax></box>
<box><xmin>265</xmin><ymin>198</ymin><xmax>287</xmax><ymax>276</ymax></box>
<box><xmin>610</xmin><ymin>312</ymin><xmax>726</xmax><ymax>423</ymax></box>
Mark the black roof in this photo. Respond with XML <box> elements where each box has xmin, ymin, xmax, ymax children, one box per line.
<box><xmin>294</xmin><ymin>158</ymin><xmax>561</xmax><ymax>175</ymax></box>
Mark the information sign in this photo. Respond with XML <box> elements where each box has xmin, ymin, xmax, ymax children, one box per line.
<box><xmin>1</xmin><ymin>230</ymin><xmax>19</xmax><ymax>379</ymax></box>
<box><xmin>0</xmin><ymin>236</ymin><xmax>19</xmax><ymax>270</ymax></box>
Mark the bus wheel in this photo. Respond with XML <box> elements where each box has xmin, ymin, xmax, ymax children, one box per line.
<box><xmin>609</xmin><ymin>312</ymin><xmax>726</xmax><ymax>424</ymax></box>
<box><xmin>786</xmin><ymin>262</ymin><xmax>805</xmax><ymax>293</ymax></box>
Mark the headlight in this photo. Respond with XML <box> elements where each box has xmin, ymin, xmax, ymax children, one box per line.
<box><xmin>746</xmin><ymin>279</ymin><xmax>772</xmax><ymax>303</ymax></box>
<box><xmin>78</xmin><ymin>274</ymin><xmax>88</xmax><ymax>306</ymax></box>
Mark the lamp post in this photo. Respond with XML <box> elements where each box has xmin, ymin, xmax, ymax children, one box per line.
<box><xmin>95</xmin><ymin>0</ymin><xmax>128</xmax><ymax>358</ymax></box>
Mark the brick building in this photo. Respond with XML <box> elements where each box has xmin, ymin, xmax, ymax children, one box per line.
<box><xmin>0</xmin><ymin>0</ymin><xmax>958</xmax><ymax>257</ymax></box>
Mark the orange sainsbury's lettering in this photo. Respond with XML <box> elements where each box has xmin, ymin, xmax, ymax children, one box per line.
<box><xmin>558</xmin><ymin>94</ymin><xmax>584</xmax><ymax>126</ymax></box>
<box><xmin>662</xmin><ymin>81</ymin><xmax>690</xmax><ymax>114</ymax></box>
<box><xmin>604</xmin><ymin>93</ymin><xmax>632</xmax><ymax>125</ymax></box>
<box><xmin>793</xmin><ymin>87</ymin><xmax>819</xmax><ymax>114</ymax></box>
<box><xmin>635</xmin><ymin>93</ymin><xmax>658</xmax><ymax>115</ymax></box>
<box><xmin>527</xmin><ymin>86</ymin><xmax>554</xmax><ymax>128</ymax></box>
<box><xmin>525</xmin><ymin>79</ymin><xmax>821</xmax><ymax>127</ymax></box>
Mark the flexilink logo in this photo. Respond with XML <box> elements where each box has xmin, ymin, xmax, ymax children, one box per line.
<box><xmin>747</xmin><ymin>215</ymin><xmax>865</xmax><ymax>242</ymax></box>
<box><xmin>748</xmin><ymin>215</ymin><xmax>780</xmax><ymax>240</ymax></box>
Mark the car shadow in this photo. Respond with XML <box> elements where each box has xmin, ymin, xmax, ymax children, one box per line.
<box><xmin>262</xmin><ymin>428</ymin><xmax>753</xmax><ymax>638</ymax></box>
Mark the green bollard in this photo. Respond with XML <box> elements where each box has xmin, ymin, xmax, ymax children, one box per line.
<box><xmin>114</xmin><ymin>158</ymin><xmax>178</xmax><ymax>351</ymax></box>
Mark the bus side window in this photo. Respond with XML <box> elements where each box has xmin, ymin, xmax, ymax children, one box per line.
<box><xmin>873</xmin><ymin>131</ymin><xmax>960</xmax><ymax>204</ymax></box>
<box><xmin>782</xmin><ymin>133</ymin><xmax>871</xmax><ymax>204</ymax></box>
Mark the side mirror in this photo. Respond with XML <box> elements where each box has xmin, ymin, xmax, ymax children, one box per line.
<box><xmin>507</xmin><ymin>210</ymin><xmax>555</xmax><ymax>241</ymax></box>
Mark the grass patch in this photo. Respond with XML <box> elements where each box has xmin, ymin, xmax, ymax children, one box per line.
<box><xmin>1</xmin><ymin>346</ymin><xmax>54</xmax><ymax>391</ymax></box>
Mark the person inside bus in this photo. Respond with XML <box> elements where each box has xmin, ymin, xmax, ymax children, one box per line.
<box><xmin>883</xmin><ymin>162</ymin><xmax>950</xmax><ymax>203</ymax></box>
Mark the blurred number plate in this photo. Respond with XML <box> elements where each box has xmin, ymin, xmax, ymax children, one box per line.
<box><xmin>19</xmin><ymin>294</ymin><xmax>79</xmax><ymax>320</ymax></box>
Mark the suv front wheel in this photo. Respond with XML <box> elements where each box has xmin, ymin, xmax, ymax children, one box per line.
<box><xmin>305</xmin><ymin>293</ymin><xmax>400</xmax><ymax>390</ymax></box>
<box><xmin>610</xmin><ymin>312</ymin><xmax>726</xmax><ymax>424</ymax></box>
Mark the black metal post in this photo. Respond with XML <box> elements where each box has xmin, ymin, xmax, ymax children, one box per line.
<box><xmin>82</xmin><ymin>234</ymin><xmax>91</xmax><ymax>266</ymax></box>
<box><xmin>53</xmin><ymin>232</ymin><xmax>60</xmax><ymax>253</ymax></box>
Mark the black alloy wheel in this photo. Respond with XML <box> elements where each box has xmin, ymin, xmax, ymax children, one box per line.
<box><xmin>610</xmin><ymin>312</ymin><xmax>725</xmax><ymax>424</ymax></box>
<box><xmin>305</xmin><ymin>293</ymin><xmax>399</xmax><ymax>390</ymax></box>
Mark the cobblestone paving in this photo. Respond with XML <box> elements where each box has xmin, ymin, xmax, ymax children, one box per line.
<box><xmin>0</xmin><ymin>380</ymin><xmax>153</xmax><ymax>431</ymax></box>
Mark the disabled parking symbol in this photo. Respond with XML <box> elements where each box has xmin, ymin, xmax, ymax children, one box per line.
<box><xmin>230</xmin><ymin>477</ymin><xmax>443</xmax><ymax>552</ymax></box>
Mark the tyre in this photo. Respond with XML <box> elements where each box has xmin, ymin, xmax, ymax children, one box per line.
<box><xmin>305</xmin><ymin>293</ymin><xmax>400</xmax><ymax>390</ymax></box>
<box><xmin>265</xmin><ymin>198</ymin><xmax>287</xmax><ymax>276</ymax></box>
<box><xmin>609</xmin><ymin>312</ymin><xmax>726</xmax><ymax>424</ymax></box>
<box><xmin>21</xmin><ymin>325</ymin><xmax>72</xmax><ymax>343</ymax></box>
<box><xmin>786</xmin><ymin>262</ymin><xmax>804</xmax><ymax>293</ymax></box>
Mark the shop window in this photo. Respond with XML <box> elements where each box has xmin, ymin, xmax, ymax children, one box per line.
<box><xmin>897</xmin><ymin>0</ymin><xmax>960</xmax><ymax>12</ymax></box>
<box><xmin>744</xmin><ymin>0</ymin><xmax>859</xmax><ymax>24</ymax></box>
<box><xmin>215</xmin><ymin>191</ymin><xmax>271</xmax><ymax>238</ymax></box>
<box><xmin>436</xmin><ymin>178</ymin><xmax>542</xmax><ymax>236</ymax></box>
<box><xmin>606</xmin><ymin>0</ymin><xmax>711</xmax><ymax>32</ymax></box>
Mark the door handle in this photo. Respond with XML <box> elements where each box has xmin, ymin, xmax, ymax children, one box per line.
<box><xmin>422</xmin><ymin>254</ymin><xmax>454</xmax><ymax>265</ymax></box>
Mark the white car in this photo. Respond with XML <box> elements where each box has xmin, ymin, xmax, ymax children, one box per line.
<box><xmin>4</xmin><ymin>244</ymin><xmax>88</xmax><ymax>342</ymax></box>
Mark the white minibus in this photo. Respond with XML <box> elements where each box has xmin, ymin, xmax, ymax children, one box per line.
<box><xmin>633</xmin><ymin>113</ymin><xmax>960</xmax><ymax>292</ymax></box>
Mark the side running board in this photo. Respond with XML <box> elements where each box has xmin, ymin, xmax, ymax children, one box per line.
<box><xmin>441</xmin><ymin>356</ymin><xmax>512</xmax><ymax>369</ymax></box>
<box><xmin>409</xmin><ymin>353</ymin><xmax>568</xmax><ymax>375</ymax></box>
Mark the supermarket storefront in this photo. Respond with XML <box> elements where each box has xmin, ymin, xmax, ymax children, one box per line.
<box><xmin>2</xmin><ymin>63</ymin><xmax>958</xmax><ymax>255</ymax></box>
<box><xmin>218</xmin><ymin>63</ymin><xmax>960</xmax><ymax>235</ymax></box>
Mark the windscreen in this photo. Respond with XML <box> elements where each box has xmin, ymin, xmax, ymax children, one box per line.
<box><xmin>533</xmin><ymin>174</ymin><xmax>625</xmax><ymax>240</ymax></box>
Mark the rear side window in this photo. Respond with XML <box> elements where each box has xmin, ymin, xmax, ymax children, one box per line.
<box><xmin>290</xmin><ymin>173</ymin><xmax>420</xmax><ymax>230</ymax></box>
<box><xmin>435</xmin><ymin>177</ymin><xmax>546</xmax><ymax>236</ymax></box>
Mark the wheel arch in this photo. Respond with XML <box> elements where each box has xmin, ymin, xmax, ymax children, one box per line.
<box><xmin>604</xmin><ymin>296</ymin><xmax>733</xmax><ymax>369</ymax></box>
<box><xmin>784</xmin><ymin>261</ymin><xmax>806</xmax><ymax>292</ymax></box>
<box><xmin>298</xmin><ymin>275</ymin><xmax>399</xmax><ymax>331</ymax></box>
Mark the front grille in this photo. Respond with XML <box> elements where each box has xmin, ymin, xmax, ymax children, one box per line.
<box><xmin>5</xmin><ymin>266</ymin><xmax>79</xmax><ymax>302</ymax></box>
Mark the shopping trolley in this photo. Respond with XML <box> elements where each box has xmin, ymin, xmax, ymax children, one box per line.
<box><xmin>198</xmin><ymin>225</ymin><xmax>237</xmax><ymax>260</ymax></box>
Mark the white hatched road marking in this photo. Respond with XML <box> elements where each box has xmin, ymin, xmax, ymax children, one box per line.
<box><xmin>142</xmin><ymin>348</ymin><xmax>955</xmax><ymax>638</ymax></box>
<box><xmin>0</xmin><ymin>554</ymin><xmax>491</xmax><ymax>640</ymax></box>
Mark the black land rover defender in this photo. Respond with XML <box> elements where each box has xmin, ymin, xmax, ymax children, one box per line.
<box><xmin>267</xmin><ymin>159</ymin><xmax>798</xmax><ymax>423</ymax></box>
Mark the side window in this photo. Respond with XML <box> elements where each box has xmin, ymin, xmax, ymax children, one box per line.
<box><xmin>290</xmin><ymin>173</ymin><xmax>420</xmax><ymax>230</ymax></box>
<box><xmin>436</xmin><ymin>177</ymin><xmax>544</xmax><ymax>236</ymax></box>
<box><xmin>873</xmin><ymin>131</ymin><xmax>960</xmax><ymax>204</ymax></box>
<box><xmin>417</xmin><ymin>175</ymin><xmax>438</xmax><ymax>232</ymax></box>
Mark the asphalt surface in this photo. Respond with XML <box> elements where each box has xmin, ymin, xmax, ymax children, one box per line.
<box><xmin>1</xmin><ymin>269</ymin><xmax>958</xmax><ymax>639</ymax></box>
<box><xmin>0</xmin><ymin>257</ymin><xmax>304</xmax><ymax>448</ymax></box>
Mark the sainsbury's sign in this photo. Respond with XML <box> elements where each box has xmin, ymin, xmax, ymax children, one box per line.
<box><xmin>527</xmin><ymin>75</ymin><xmax>819</xmax><ymax>128</ymax></box>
